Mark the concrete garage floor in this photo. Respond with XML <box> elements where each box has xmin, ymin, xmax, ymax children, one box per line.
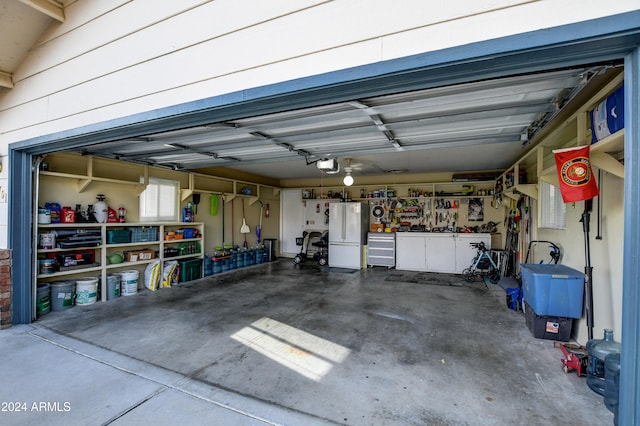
<box><xmin>19</xmin><ymin>260</ymin><xmax>611</xmax><ymax>425</ymax></box>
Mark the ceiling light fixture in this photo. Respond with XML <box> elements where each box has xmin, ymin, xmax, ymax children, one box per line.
<box><xmin>343</xmin><ymin>173</ymin><xmax>354</xmax><ymax>186</ymax></box>
<box><xmin>343</xmin><ymin>158</ymin><xmax>354</xmax><ymax>186</ymax></box>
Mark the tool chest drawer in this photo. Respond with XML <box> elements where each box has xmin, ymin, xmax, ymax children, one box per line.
<box><xmin>367</xmin><ymin>233</ymin><xmax>395</xmax><ymax>268</ymax></box>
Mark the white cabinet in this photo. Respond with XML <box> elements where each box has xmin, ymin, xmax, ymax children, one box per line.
<box><xmin>396</xmin><ymin>233</ymin><xmax>491</xmax><ymax>273</ymax></box>
<box><xmin>396</xmin><ymin>234</ymin><xmax>427</xmax><ymax>271</ymax></box>
<box><xmin>425</xmin><ymin>234</ymin><xmax>456</xmax><ymax>273</ymax></box>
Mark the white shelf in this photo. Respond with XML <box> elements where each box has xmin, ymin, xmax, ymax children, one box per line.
<box><xmin>37</xmin><ymin>265</ymin><xmax>103</xmax><ymax>279</ymax></box>
<box><xmin>106</xmin><ymin>241</ymin><xmax>159</xmax><ymax>248</ymax></box>
<box><xmin>36</xmin><ymin>222</ymin><xmax>205</xmax><ymax>301</ymax></box>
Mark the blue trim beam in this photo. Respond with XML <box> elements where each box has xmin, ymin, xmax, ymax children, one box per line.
<box><xmin>8</xmin><ymin>150</ymin><xmax>34</xmax><ymax>324</ymax></box>
<box><xmin>620</xmin><ymin>46</ymin><xmax>640</xmax><ymax>426</ymax></box>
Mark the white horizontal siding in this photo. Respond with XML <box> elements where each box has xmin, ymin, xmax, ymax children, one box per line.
<box><xmin>1</xmin><ymin>0</ymin><xmax>639</xmax><ymax>146</ymax></box>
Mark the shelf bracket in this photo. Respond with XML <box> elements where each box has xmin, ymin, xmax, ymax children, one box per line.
<box><xmin>181</xmin><ymin>173</ymin><xmax>195</xmax><ymax>201</ymax></box>
<box><xmin>516</xmin><ymin>184</ymin><xmax>539</xmax><ymax>200</ymax></box>
<box><xmin>77</xmin><ymin>178</ymin><xmax>92</xmax><ymax>193</ymax></box>
<box><xmin>77</xmin><ymin>156</ymin><xmax>94</xmax><ymax>193</ymax></box>
<box><xmin>591</xmin><ymin>152</ymin><xmax>624</xmax><ymax>179</ymax></box>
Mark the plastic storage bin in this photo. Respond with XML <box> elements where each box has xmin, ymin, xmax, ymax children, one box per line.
<box><xmin>524</xmin><ymin>301</ymin><xmax>573</xmax><ymax>341</ymax></box>
<box><xmin>107</xmin><ymin>229</ymin><xmax>131</xmax><ymax>244</ymax></box>
<box><xmin>179</xmin><ymin>259</ymin><xmax>203</xmax><ymax>282</ymax></box>
<box><xmin>520</xmin><ymin>264</ymin><xmax>584</xmax><ymax>318</ymax></box>
<box><xmin>129</xmin><ymin>226</ymin><xmax>158</xmax><ymax>242</ymax></box>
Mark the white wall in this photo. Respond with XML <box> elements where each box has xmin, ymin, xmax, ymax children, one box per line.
<box><xmin>1</xmin><ymin>0</ymin><xmax>638</xmax><ymax>148</ymax></box>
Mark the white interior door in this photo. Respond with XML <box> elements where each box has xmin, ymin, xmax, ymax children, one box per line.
<box><xmin>280</xmin><ymin>189</ymin><xmax>305</xmax><ymax>256</ymax></box>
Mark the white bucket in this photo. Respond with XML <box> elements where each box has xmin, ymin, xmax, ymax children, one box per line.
<box><xmin>38</xmin><ymin>209</ymin><xmax>51</xmax><ymax>224</ymax></box>
<box><xmin>39</xmin><ymin>232</ymin><xmax>56</xmax><ymax>249</ymax></box>
<box><xmin>120</xmin><ymin>270</ymin><xmax>139</xmax><ymax>296</ymax></box>
<box><xmin>75</xmin><ymin>277</ymin><xmax>98</xmax><ymax>305</ymax></box>
<box><xmin>106</xmin><ymin>274</ymin><xmax>120</xmax><ymax>300</ymax></box>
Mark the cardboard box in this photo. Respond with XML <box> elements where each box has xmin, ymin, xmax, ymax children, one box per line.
<box><xmin>371</xmin><ymin>223</ymin><xmax>384</xmax><ymax>232</ymax></box>
<box><xmin>126</xmin><ymin>250</ymin><xmax>156</xmax><ymax>262</ymax></box>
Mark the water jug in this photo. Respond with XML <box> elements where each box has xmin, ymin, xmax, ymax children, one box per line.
<box><xmin>586</xmin><ymin>329</ymin><xmax>621</xmax><ymax>395</ymax></box>
<box><xmin>604</xmin><ymin>352</ymin><xmax>620</xmax><ymax>422</ymax></box>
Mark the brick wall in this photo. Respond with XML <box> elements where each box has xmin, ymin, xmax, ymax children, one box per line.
<box><xmin>0</xmin><ymin>250</ymin><xmax>12</xmax><ymax>328</ymax></box>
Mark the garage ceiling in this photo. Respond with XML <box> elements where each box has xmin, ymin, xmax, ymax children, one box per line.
<box><xmin>76</xmin><ymin>67</ymin><xmax>593</xmax><ymax>181</ymax></box>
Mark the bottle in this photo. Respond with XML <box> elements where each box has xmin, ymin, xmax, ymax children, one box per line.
<box><xmin>604</xmin><ymin>352</ymin><xmax>621</xmax><ymax>417</ymax></box>
<box><xmin>61</xmin><ymin>206</ymin><xmax>75</xmax><ymax>223</ymax></box>
<box><xmin>93</xmin><ymin>194</ymin><xmax>109</xmax><ymax>223</ymax></box>
<box><xmin>586</xmin><ymin>329</ymin><xmax>621</xmax><ymax>395</ymax></box>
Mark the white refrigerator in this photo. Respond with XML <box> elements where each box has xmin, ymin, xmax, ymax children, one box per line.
<box><xmin>328</xmin><ymin>202</ymin><xmax>369</xmax><ymax>269</ymax></box>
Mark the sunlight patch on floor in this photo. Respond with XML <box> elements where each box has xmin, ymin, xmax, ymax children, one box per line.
<box><xmin>231</xmin><ymin>317</ymin><xmax>351</xmax><ymax>381</ymax></box>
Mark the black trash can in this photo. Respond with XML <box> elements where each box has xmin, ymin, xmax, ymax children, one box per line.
<box><xmin>263</xmin><ymin>239</ymin><xmax>277</xmax><ymax>262</ymax></box>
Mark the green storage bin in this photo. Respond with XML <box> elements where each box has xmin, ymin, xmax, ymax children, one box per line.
<box><xmin>179</xmin><ymin>258</ymin><xmax>203</xmax><ymax>282</ymax></box>
<box><xmin>107</xmin><ymin>229</ymin><xmax>131</xmax><ymax>244</ymax></box>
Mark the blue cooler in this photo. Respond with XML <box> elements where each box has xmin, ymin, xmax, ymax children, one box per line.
<box><xmin>520</xmin><ymin>264</ymin><xmax>584</xmax><ymax>318</ymax></box>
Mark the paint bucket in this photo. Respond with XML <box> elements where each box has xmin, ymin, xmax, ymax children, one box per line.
<box><xmin>50</xmin><ymin>281</ymin><xmax>75</xmax><ymax>311</ymax></box>
<box><xmin>38</xmin><ymin>208</ymin><xmax>51</xmax><ymax>224</ymax></box>
<box><xmin>39</xmin><ymin>259</ymin><xmax>56</xmax><ymax>275</ymax></box>
<box><xmin>106</xmin><ymin>274</ymin><xmax>120</xmax><ymax>300</ymax></box>
<box><xmin>75</xmin><ymin>277</ymin><xmax>98</xmax><ymax>305</ymax></box>
<box><xmin>120</xmin><ymin>270</ymin><xmax>139</xmax><ymax>296</ymax></box>
<box><xmin>39</xmin><ymin>232</ymin><xmax>56</xmax><ymax>249</ymax></box>
<box><xmin>36</xmin><ymin>283</ymin><xmax>51</xmax><ymax>316</ymax></box>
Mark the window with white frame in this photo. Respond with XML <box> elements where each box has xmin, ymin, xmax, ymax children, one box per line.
<box><xmin>539</xmin><ymin>180</ymin><xmax>566</xmax><ymax>229</ymax></box>
<box><xmin>139</xmin><ymin>177</ymin><xmax>179</xmax><ymax>221</ymax></box>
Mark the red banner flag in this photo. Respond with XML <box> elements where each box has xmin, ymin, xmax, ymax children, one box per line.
<box><xmin>553</xmin><ymin>145</ymin><xmax>599</xmax><ymax>203</ymax></box>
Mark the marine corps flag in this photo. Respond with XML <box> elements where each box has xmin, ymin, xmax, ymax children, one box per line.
<box><xmin>553</xmin><ymin>145</ymin><xmax>599</xmax><ymax>203</ymax></box>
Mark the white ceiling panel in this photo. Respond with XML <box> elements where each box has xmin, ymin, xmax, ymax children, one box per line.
<box><xmin>67</xmin><ymin>66</ymin><xmax>596</xmax><ymax>180</ymax></box>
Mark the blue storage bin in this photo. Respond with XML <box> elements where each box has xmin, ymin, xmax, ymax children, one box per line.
<box><xmin>520</xmin><ymin>264</ymin><xmax>584</xmax><ymax>318</ymax></box>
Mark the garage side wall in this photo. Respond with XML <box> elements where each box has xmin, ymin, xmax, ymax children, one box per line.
<box><xmin>538</xmin><ymin>172</ymin><xmax>624</xmax><ymax>345</ymax></box>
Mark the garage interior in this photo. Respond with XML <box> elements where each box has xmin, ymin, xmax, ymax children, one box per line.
<box><xmin>3</xmin><ymin>5</ymin><xmax>638</xmax><ymax>424</ymax></box>
<box><xmin>24</xmin><ymin>63</ymin><xmax>623</xmax><ymax>425</ymax></box>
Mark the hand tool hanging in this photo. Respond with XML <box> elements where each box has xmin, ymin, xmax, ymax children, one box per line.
<box><xmin>581</xmin><ymin>199</ymin><xmax>595</xmax><ymax>340</ymax></box>
<box><xmin>596</xmin><ymin>170</ymin><xmax>603</xmax><ymax>240</ymax></box>
<box><xmin>241</xmin><ymin>198</ymin><xmax>250</xmax><ymax>249</ymax></box>
<box><xmin>192</xmin><ymin>193</ymin><xmax>200</xmax><ymax>215</ymax></box>
<box><xmin>256</xmin><ymin>201</ymin><xmax>264</xmax><ymax>244</ymax></box>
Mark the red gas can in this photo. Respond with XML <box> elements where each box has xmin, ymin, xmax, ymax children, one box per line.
<box><xmin>61</xmin><ymin>206</ymin><xmax>75</xmax><ymax>223</ymax></box>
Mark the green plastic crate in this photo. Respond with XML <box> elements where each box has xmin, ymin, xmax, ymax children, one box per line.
<box><xmin>107</xmin><ymin>229</ymin><xmax>131</xmax><ymax>244</ymax></box>
<box><xmin>179</xmin><ymin>258</ymin><xmax>202</xmax><ymax>282</ymax></box>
